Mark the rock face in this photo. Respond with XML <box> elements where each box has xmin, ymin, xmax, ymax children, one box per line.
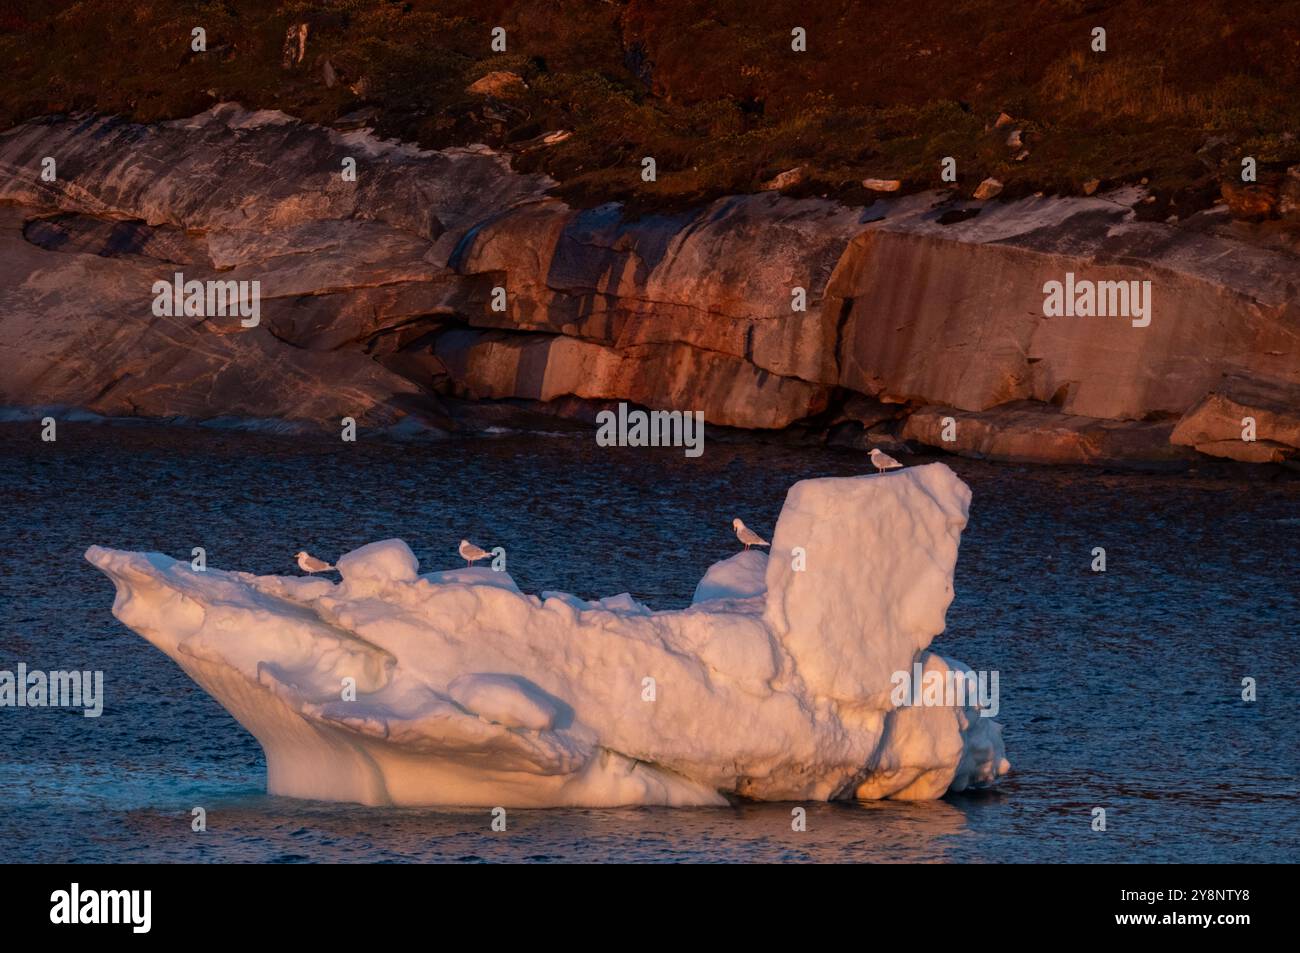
<box><xmin>0</xmin><ymin>106</ymin><xmax>552</xmax><ymax>433</ymax></box>
<box><xmin>433</xmin><ymin>330</ymin><xmax>828</xmax><ymax>429</ymax></box>
<box><xmin>0</xmin><ymin>105</ymin><xmax>1296</xmax><ymax>463</ymax></box>
<box><xmin>826</xmin><ymin>197</ymin><xmax>1299</xmax><ymax>424</ymax></box>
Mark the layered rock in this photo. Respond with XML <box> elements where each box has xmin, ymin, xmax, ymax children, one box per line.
<box><xmin>0</xmin><ymin>106</ymin><xmax>552</xmax><ymax>432</ymax></box>
<box><xmin>1170</xmin><ymin>377</ymin><xmax>1300</xmax><ymax>463</ymax></box>
<box><xmin>825</xmin><ymin>195</ymin><xmax>1299</xmax><ymax>424</ymax></box>
<box><xmin>1</xmin><ymin>105</ymin><xmax>1296</xmax><ymax>463</ymax></box>
<box><xmin>902</xmin><ymin>403</ymin><xmax>1193</xmax><ymax>467</ymax></box>
<box><xmin>432</xmin><ymin>329</ymin><xmax>828</xmax><ymax>429</ymax></box>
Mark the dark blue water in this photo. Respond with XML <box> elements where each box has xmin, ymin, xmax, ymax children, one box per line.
<box><xmin>1</xmin><ymin>421</ymin><xmax>1296</xmax><ymax>862</ymax></box>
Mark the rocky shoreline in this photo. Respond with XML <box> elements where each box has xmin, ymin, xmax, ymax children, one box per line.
<box><xmin>1</xmin><ymin>105</ymin><xmax>1296</xmax><ymax>467</ymax></box>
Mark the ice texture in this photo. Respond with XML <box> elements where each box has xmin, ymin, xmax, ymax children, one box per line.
<box><xmin>85</xmin><ymin>463</ymin><xmax>1009</xmax><ymax>807</ymax></box>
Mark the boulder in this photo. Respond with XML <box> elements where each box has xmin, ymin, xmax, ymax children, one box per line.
<box><xmin>761</xmin><ymin>167</ymin><xmax>805</xmax><ymax>191</ymax></box>
<box><xmin>1170</xmin><ymin>379</ymin><xmax>1300</xmax><ymax>462</ymax></box>
<box><xmin>1221</xmin><ymin>179</ymin><xmax>1278</xmax><ymax>221</ymax></box>
<box><xmin>466</xmin><ymin>70</ymin><xmax>528</xmax><ymax>98</ymax></box>
<box><xmin>902</xmin><ymin>402</ymin><xmax>1193</xmax><ymax>466</ymax></box>
<box><xmin>1220</xmin><ymin>168</ymin><xmax>1300</xmax><ymax>222</ymax></box>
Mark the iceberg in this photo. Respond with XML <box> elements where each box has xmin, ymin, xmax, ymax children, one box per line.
<box><xmin>85</xmin><ymin>463</ymin><xmax>1009</xmax><ymax>807</ymax></box>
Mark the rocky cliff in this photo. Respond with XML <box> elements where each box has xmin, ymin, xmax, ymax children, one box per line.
<box><xmin>1</xmin><ymin>106</ymin><xmax>1296</xmax><ymax>465</ymax></box>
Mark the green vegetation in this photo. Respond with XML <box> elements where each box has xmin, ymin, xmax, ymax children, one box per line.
<box><xmin>3</xmin><ymin>0</ymin><xmax>1298</xmax><ymax>214</ymax></box>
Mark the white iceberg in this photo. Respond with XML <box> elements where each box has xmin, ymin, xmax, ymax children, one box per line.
<box><xmin>85</xmin><ymin>462</ymin><xmax>1009</xmax><ymax>807</ymax></box>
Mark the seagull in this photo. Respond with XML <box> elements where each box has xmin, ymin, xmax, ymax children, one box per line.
<box><xmin>870</xmin><ymin>448</ymin><xmax>904</xmax><ymax>473</ymax></box>
<box><xmin>732</xmin><ymin>518</ymin><xmax>770</xmax><ymax>551</ymax></box>
<box><xmin>459</xmin><ymin>539</ymin><xmax>491</xmax><ymax>567</ymax></box>
<box><xmin>295</xmin><ymin>551</ymin><xmax>334</xmax><ymax>574</ymax></box>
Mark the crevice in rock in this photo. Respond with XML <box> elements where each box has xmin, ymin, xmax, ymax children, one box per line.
<box><xmin>264</xmin><ymin>323</ymin><xmax>309</xmax><ymax>350</ymax></box>
<box><xmin>23</xmin><ymin>212</ymin><xmax>212</xmax><ymax>266</ymax></box>
<box><xmin>86</xmin><ymin>370</ymin><xmax>132</xmax><ymax>406</ymax></box>
<box><xmin>937</xmin><ymin>208</ymin><xmax>981</xmax><ymax>226</ymax></box>
<box><xmin>833</xmin><ymin>296</ymin><xmax>855</xmax><ymax>378</ymax></box>
<box><xmin>363</xmin><ymin>313</ymin><xmax>454</xmax><ymax>355</ymax></box>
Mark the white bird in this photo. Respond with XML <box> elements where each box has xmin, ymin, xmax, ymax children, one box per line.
<box><xmin>295</xmin><ymin>551</ymin><xmax>334</xmax><ymax>573</ymax></box>
<box><xmin>870</xmin><ymin>448</ymin><xmax>904</xmax><ymax>473</ymax></box>
<box><xmin>459</xmin><ymin>539</ymin><xmax>491</xmax><ymax>567</ymax></box>
<box><xmin>732</xmin><ymin>518</ymin><xmax>770</xmax><ymax>551</ymax></box>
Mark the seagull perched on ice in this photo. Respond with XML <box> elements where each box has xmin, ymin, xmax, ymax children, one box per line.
<box><xmin>459</xmin><ymin>539</ymin><xmax>491</xmax><ymax>567</ymax></box>
<box><xmin>295</xmin><ymin>551</ymin><xmax>334</xmax><ymax>574</ymax></box>
<box><xmin>732</xmin><ymin>518</ymin><xmax>770</xmax><ymax>551</ymax></box>
<box><xmin>870</xmin><ymin>448</ymin><xmax>904</xmax><ymax>474</ymax></box>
